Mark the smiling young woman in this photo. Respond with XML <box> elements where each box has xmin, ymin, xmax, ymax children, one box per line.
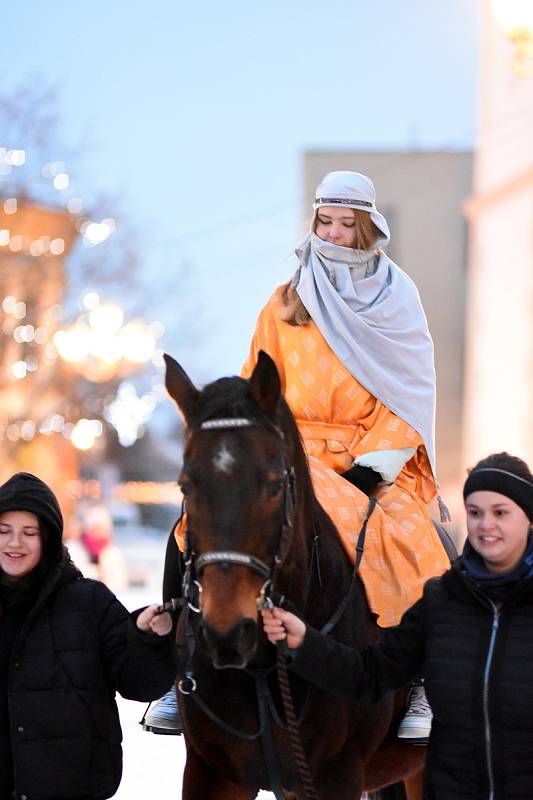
<box><xmin>0</xmin><ymin>510</ymin><xmax>42</xmax><ymax>579</ymax></box>
<box><xmin>462</xmin><ymin>452</ymin><xmax>533</xmax><ymax>576</ymax></box>
<box><xmin>262</xmin><ymin>451</ymin><xmax>533</xmax><ymax>800</ymax></box>
<box><xmin>0</xmin><ymin>472</ymin><xmax>175</xmax><ymax>800</ymax></box>
<box><xmin>465</xmin><ymin>492</ymin><xmax>530</xmax><ymax>573</ymax></box>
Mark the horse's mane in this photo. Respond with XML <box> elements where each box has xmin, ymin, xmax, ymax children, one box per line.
<box><xmin>189</xmin><ymin>376</ymin><xmax>265</xmax><ymax>428</ymax></box>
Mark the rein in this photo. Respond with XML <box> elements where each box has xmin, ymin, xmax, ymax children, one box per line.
<box><xmin>171</xmin><ymin>414</ymin><xmax>376</xmax><ymax>800</ymax></box>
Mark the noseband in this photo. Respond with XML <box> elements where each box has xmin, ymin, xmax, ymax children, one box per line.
<box><xmin>182</xmin><ymin>416</ymin><xmax>297</xmax><ymax>612</ymax></box>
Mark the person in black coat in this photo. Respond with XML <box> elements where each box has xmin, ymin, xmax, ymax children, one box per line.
<box><xmin>262</xmin><ymin>452</ymin><xmax>533</xmax><ymax>800</ymax></box>
<box><xmin>0</xmin><ymin>472</ymin><xmax>176</xmax><ymax>800</ymax></box>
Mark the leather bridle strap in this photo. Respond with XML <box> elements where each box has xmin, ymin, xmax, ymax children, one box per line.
<box><xmin>195</xmin><ymin>551</ymin><xmax>271</xmax><ymax>580</ymax></box>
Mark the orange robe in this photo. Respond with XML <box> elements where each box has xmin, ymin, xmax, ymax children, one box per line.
<box><xmin>240</xmin><ymin>286</ymin><xmax>449</xmax><ymax>627</ymax></box>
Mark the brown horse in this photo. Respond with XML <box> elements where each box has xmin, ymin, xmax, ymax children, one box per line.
<box><xmin>164</xmin><ymin>350</ymin><xmax>425</xmax><ymax>800</ymax></box>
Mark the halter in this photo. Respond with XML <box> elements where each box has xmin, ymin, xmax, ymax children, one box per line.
<box><xmin>182</xmin><ymin>416</ymin><xmax>297</xmax><ymax>613</ymax></box>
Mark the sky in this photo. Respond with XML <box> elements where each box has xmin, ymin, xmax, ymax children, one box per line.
<box><xmin>2</xmin><ymin>0</ymin><xmax>480</xmax><ymax>389</ymax></box>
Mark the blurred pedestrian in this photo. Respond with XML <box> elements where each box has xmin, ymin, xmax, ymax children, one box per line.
<box><xmin>81</xmin><ymin>503</ymin><xmax>128</xmax><ymax>593</ymax></box>
<box><xmin>0</xmin><ymin>472</ymin><xmax>175</xmax><ymax>800</ymax></box>
<box><xmin>63</xmin><ymin>512</ymin><xmax>98</xmax><ymax>578</ymax></box>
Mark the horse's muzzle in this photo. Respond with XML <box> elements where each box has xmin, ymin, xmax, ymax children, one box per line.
<box><xmin>199</xmin><ymin>617</ymin><xmax>258</xmax><ymax>669</ymax></box>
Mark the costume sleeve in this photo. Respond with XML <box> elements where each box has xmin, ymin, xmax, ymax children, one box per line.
<box><xmin>241</xmin><ymin>292</ymin><xmax>287</xmax><ymax>393</ymax></box>
<box><xmin>347</xmin><ymin>401</ymin><xmax>423</xmax><ymax>462</ymax></box>
<box><xmin>94</xmin><ymin>582</ymin><xmax>175</xmax><ymax>701</ymax></box>
<box><xmin>289</xmin><ymin>595</ymin><xmax>426</xmax><ymax>702</ymax></box>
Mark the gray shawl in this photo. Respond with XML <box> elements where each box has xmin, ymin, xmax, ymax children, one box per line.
<box><xmin>293</xmin><ymin>233</ymin><xmax>437</xmax><ymax>480</ymax></box>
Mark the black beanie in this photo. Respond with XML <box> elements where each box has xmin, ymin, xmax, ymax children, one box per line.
<box><xmin>0</xmin><ymin>473</ymin><xmax>63</xmax><ymax>559</ymax></box>
<box><xmin>463</xmin><ymin>467</ymin><xmax>533</xmax><ymax>522</ymax></box>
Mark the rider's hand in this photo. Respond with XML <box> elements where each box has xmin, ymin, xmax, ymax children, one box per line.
<box><xmin>341</xmin><ymin>464</ymin><xmax>380</xmax><ymax>495</ymax></box>
<box><xmin>136</xmin><ymin>605</ymin><xmax>173</xmax><ymax>636</ymax></box>
<box><xmin>261</xmin><ymin>607</ymin><xmax>306</xmax><ymax>650</ymax></box>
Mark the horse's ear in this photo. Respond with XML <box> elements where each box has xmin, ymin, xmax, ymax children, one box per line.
<box><xmin>248</xmin><ymin>350</ymin><xmax>281</xmax><ymax>418</ymax></box>
<box><xmin>164</xmin><ymin>353</ymin><xmax>200</xmax><ymax>422</ymax></box>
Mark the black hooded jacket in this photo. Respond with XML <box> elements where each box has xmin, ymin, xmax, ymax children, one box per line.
<box><xmin>290</xmin><ymin>560</ymin><xmax>533</xmax><ymax>800</ymax></box>
<box><xmin>0</xmin><ymin>473</ymin><xmax>175</xmax><ymax>800</ymax></box>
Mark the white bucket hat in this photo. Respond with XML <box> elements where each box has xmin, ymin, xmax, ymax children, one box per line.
<box><xmin>313</xmin><ymin>170</ymin><xmax>390</xmax><ymax>246</ymax></box>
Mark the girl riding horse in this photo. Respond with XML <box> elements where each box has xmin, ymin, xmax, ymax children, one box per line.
<box><xmin>163</xmin><ymin>350</ymin><xmax>427</xmax><ymax>799</ymax></box>
<box><xmin>146</xmin><ymin>169</ymin><xmax>450</xmax><ymax>741</ymax></box>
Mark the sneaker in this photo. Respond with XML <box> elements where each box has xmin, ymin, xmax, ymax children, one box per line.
<box><xmin>141</xmin><ymin>688</ymin><xmax>183</xmax><ymax>735</ymax></box>
<box><xmin>397</xmin><ymin>684</ymin><xmax>432</xmax><ymax>744</ymax></box>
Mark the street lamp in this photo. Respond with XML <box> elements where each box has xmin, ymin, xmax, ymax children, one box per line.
<box><xmin>50</xmin><ymin>294</ymin><xmax>164</xmax><ymax>450</ymax></box>
<box><xmin>490</xmin><ymin>0</ymin><xmax>533</xmax><ymax>76</ymax></box>
<box><xmin>53</xmin><ymin>299</ymin><xmax>158</xmax><ymax>383</ymax></box>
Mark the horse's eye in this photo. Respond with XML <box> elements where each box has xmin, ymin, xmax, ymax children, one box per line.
<box><xmin>267</xmin><ymin>480</ymin><xmax>283</xmax><ymax>499</ymax></box>
<box><xmin>179</xmin><ymin>482</ymin><xmax>189</xmax><ymax>497</ymax></box>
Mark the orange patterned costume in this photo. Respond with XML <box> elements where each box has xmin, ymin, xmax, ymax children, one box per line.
<box><xmin>240</xmin><ymin>286</ymin><xmax>449</xmax><ymax>627</ymax></box>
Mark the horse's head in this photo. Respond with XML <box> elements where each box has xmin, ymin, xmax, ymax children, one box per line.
<box><xmin>165</xmin><ymin>351</ymin><xmax>300</xmax><ymax>669</ymax></box>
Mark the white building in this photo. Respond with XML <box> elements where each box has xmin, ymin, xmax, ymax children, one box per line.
<box><xmin>462</xmin><ymin>2</ymin><xmax>533</xmax><ymax>471</ymax></box>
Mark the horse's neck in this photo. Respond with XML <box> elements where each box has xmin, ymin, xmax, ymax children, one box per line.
<box><xmin>281</xmin><ymin>432</ymin><xmax>377</xmax><ymax>643</ymax></box>
<box><xmin>279</xmin><ymin>497</ymin><xmax>369</xmax><ymax>630</ymax></box>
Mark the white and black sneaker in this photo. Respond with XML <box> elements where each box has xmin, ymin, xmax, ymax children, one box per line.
<box><xmin>397</xmin><ymin>684</ymin><xmax>432</xmax><ymax>744</ymax></box>
<box><xmin>141</xmin><ymin>688</ymin><xmax>182</xmax><ymax>735</ymax></box>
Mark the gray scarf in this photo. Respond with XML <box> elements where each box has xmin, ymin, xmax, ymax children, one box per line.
<box><xmin>293</xmin><ymin>233</ymin><xmax>437</xmax><ymax>480</ymax></box>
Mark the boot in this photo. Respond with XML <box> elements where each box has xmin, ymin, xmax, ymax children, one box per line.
<box><xmin>397</xmin><ymin>683</ymin><xmax>432</xmax><ymax>744</ymax></box>
<box><xmin>141</xmin><ymin>687</ymin><xmax>183</xmax><ymax>735</ymax></box>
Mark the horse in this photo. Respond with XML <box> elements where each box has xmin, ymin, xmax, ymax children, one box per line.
<box><xmin>164</xmin><ymin>350</ymin><xmax>426</xmax><ymax>800</ymax></box>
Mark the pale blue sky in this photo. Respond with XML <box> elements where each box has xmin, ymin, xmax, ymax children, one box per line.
<box><xmin>2</xmin><ymin>0</ymin><xmax>479</xmax><ymax>383</ymax></box>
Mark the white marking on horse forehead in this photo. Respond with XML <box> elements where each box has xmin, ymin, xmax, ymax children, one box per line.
<box><xmin>212</xmin><ymin>441</ymin><xmax>237</xmax><ymax>474</ymax></box>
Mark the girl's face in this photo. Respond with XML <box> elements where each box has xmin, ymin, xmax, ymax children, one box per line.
<box><xmin>0</xmin><ymin>510</ymin><xmax>42</xmax><ymax>579</ymax></box>
<box><xmin>465</xmin><ymin>491</ymin><xmax>530</xmax><ymax>573</ymax></box>
<box><xmin>315</xmin><ymin>207</ymin><xmax>357</xmax><ymax>247</ymax></box>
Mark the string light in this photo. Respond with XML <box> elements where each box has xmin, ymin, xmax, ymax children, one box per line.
<box><xmin>81</xmin><ymin>218</ymin><xmax>115</xmax><ymax>246</ymax></box>
<box><xmin>52</xmin><ymin>173</ymin><xmax>69</xmax><ymax>191</ymax></box>
<box><xmin>66</xmin><ymin>479</ymin><xmax>183</xmax><ymax>505</ymax></box>
<box><xmin>1</xmin><ymin>288</ymin><xmax>164</xmax><ymax>449</ymax></box>
<box><xmin>0</xmin><ymin>146</ymin><xmax>160</xmax><ymax>453</ymax></box>
<box><xmin>70</xmin><ymin>419</ymin><xmax>103</xmax><ymax>451</ymax></box>
<box><xmin>105</xmin><ymin>382</ymin><xmax>156</xmax><ymax>446</ymax></box>
<box><xmin>0</xmin><ymin>149</ymin><xmax>25</xmax><ymax>172</ymax></box>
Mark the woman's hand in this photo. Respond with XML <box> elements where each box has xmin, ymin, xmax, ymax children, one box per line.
<box><xmin>261</xmin><ymin>607</ymin><xmax>306</xmax><ymax>650</ymax></box>
<box><xmin>136</xmin><ymin>604</ymin><xmax>173</xmax><ymax>636</ymax></box>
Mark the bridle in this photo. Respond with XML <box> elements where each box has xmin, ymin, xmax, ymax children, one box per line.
<box><xmin>181</xmin><ymin>416</ymin><xmax>297</xmax><ymax>615</ymax></box>
<box><xmin>169</xmin><ymin>413</ymin><xmax>375</xmax><ymax>800</ymax></box>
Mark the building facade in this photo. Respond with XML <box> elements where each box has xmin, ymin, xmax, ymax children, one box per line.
<box><xmin>0</xmin><ymin>201</ymin><xmax>79</xmax><ymax>502</ymax></box>
<box><xmin>462</xmin><ymin>4</ymin><xmax>533</xmax><ymax>471</ymax></box>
